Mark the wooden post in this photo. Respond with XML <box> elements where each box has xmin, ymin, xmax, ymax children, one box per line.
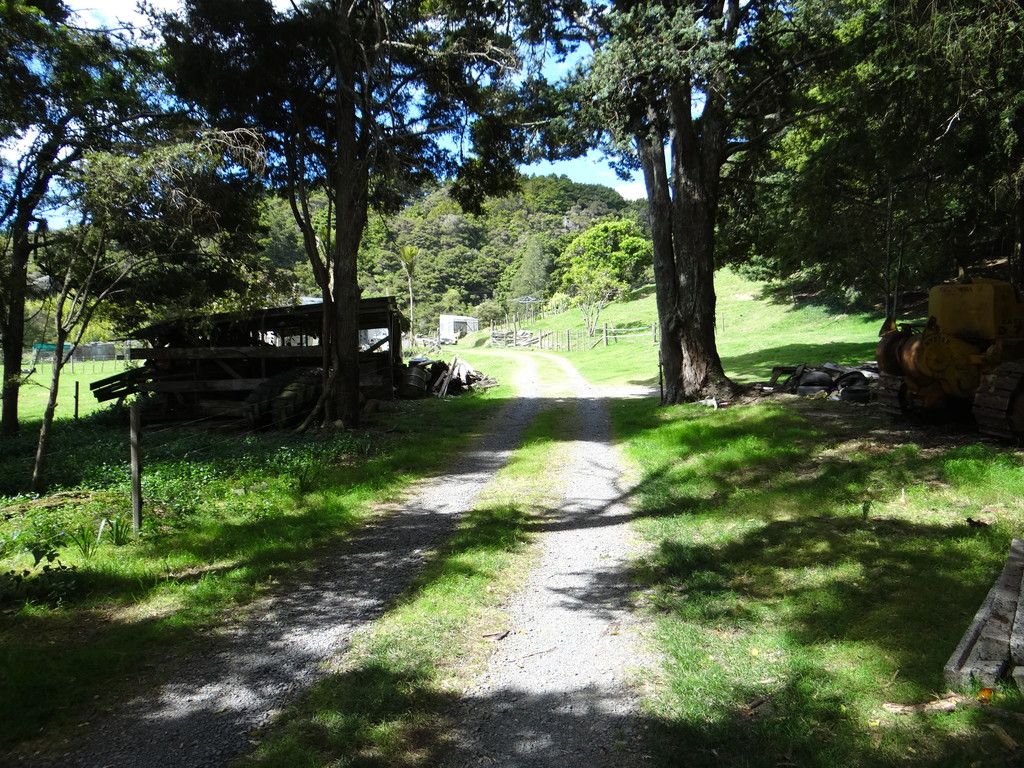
<box><xmin>652</xmin><ymin>323</ymin><xmax>657</xmax><ymax>345</ymax></box>
<box><xmin>130</xmin><ymin>403</ymin><xmax>143</xmax><ymax>534</ymax></box>
<box><xmin>566</xmin><ymin>329</ymin><xmax>571</xmax><ymax>352</ymax></box>
<box><xmin>659</xmin><ymin>354</ymin><xmax>664</xmax><ymax>402</ymax></box>
<box><xmin>603</xmin><ymin>323</ymin><xmax>608</xmax><ymax>347</ymax></box>
<box><xmin>74</xmin><ymin>380</ymin><xmax>80</xmax><ymax>420</ymax></box>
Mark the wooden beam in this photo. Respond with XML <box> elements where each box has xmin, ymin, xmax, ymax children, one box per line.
<box><xmin>140</xmin><ymin>378</ymin><xmax>267</xmax><ymax>393</ymax></box>
<box><xmin>129</xmin><ymin>346</ymin><xmax>323</xmax><ymax>361</ymax></box>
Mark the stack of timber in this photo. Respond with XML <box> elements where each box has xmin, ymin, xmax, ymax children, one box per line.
<box><xmin>945</xmin><ymin>538</ymin><xmax>1024</xmax><ymax>692</ymax></box>
<box><xmin>89</xmin><ymin>297</ymin><xmax>406</xmax><ymax>425</ymax></box>
<box><xmin>90</xmin><ymin>366</ymin><xmax>155</xmax><ymax>403</ymax></box>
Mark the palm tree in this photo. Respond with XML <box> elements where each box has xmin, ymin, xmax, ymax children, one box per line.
<box><xmin>397</xmin><ymin>245</ymin><xmax>419</xmax><ymax>342</ymax></box>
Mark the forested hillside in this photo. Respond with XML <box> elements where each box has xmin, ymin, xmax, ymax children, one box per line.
<box><xmin>259</xmin><ymin>174</ymin><xmax>647</xmax><ymax>335</ymax></box>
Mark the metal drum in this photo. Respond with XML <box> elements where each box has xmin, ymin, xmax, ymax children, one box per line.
<box><xmin>398</xmin><ymin>364</ymin><xmax>429</xmax><ymax>398</ymax></box>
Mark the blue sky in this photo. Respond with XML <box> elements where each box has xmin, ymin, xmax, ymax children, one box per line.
<box><xmin>62</xmin><ymin>1</ymin><xmax>646</xmax><ymax>200</ymax></box>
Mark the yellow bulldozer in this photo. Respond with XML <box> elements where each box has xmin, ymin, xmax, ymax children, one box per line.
<box><xmin>876</xmin><ymin>279</ymin><xmax>1024</xmax><ymax>438</ymax></box>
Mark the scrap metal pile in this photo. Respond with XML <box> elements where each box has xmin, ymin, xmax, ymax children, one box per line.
<box><xmin>398</xmin><ymin>356</ymin><xmax>497</xmax><ymax>399</ymax></box>
<box><xmin>754</xmin><ymin>362</ymin><xmax>879</xmax><ymax>402</ymax></box>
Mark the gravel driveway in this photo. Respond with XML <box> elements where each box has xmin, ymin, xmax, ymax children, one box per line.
<box><xmin>32</xmin><ymin>355</ymin><xmax>542</xmax><ymax>768</ymax></box>
<box><xmin>443</xmin><ymin>352</ymin><xmax>651</xmax><ymax>767</ymax></box>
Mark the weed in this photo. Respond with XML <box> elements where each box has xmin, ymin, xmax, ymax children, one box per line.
<box><xmin>99</xmin><ymin>517</ymin><xmax>132</xmax><ymax>546</ymax></box>
<box><xmin>65</xmin><ymin>524</ymin><xmax>100</xmax><ymax>559</ymax></box>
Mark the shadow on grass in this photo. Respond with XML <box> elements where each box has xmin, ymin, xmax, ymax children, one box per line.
<box><xmin>0</xmin><ymin>390</ymin><xmax>525</xmax><ymax>752</ymax></box>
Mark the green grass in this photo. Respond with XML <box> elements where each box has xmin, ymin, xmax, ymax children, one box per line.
<box><xmin>0</xmin><ymin>353</ymin><xmax>523</xmax><ymax>753</ymax></box>
<box><xmin>490</xmin><ymin>269</ymin><xmax>884</xmax><ymax>388</ymax></box>
<box><xmin>613</xmin><ymin>396</ymin><xmax>1024</xmax><ymax>766</ymax></box>
<box><xmin>17</xmin><ymin>360</ymin><xmax>123</xmax><ymax>422</ymax></box>
<box><xmin>243</xmin><ymin>400</ymin><xmax>574</xmax><ymax>767</ymax></box>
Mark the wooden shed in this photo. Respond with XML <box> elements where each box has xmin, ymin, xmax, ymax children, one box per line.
<box><xmin>90</xmin><ymin>297</ymin><xmax>405</xmax><ymax>426</ymax></box>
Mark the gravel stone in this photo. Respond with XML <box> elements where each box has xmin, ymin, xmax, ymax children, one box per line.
<box><xmin>443</xmin><ymin>352</ymin><xmax>652</xmax><ymax>768</ymax></box>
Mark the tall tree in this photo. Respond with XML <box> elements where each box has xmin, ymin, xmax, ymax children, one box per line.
<box><xmin>30</xmin><ymin>131</ymin><xmax>264</xmax><ymax>490</ymax></box>
<box><xmin>558</xmin><ymin>219</ymin><xmax>651</xmax><ymax>335</ymax></box>
<box><xmin>397</xmin><ymin>244</ymin><xmax>419</xmax><ymax>339</ymax></box>
<box><xmin>583</xmin><ymin>0</ymin><xmax>835</xmax><ymax>401</ymax></box>
<box><xmin>162</xmin><ymin>0</ymin><xmax>574</xmax><ymax>425</ymax></box>
<box><xmin>0</xmin><ymin>0</ymin><xmax>157</xmax><ymax>435</ymax></box>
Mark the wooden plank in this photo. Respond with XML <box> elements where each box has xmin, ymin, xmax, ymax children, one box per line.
<box><xmin>129</xmin><ymin>346</ymin><xmax>323</xmax><ymax>361</ymax></box>
<box><xmin>140</xmin><ymin>378</ymin><xmax>266</xmax><ymax>393</ymax></box>
<box><xmin>130</xmin><ymin>404</ymin><xmax>142</xmax><ymax>534</ymax></box>
<box><xmin>1012</xmin><ymin>562</ymin><xmax>1024</xmax><ymax>666</ymax></box>
<box><xmin>945</xmin><ymin>538</ymin><xmax>1024</xmax><ymax>688</ymax></box>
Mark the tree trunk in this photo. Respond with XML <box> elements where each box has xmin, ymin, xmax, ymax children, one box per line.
<box><xmin>672</xmin><ymin>192</ymin><xmax>733</xmax><ymax>400</ymax></box>
<box><xmin>1</xmin><ymin>230</ymin><xmax>31</xmax><ymax>436</ymax></box>
<box><xmin>1012</xmin><ymin>180</ymin><xmax>1024</xmax><ymax>290</ymax></box>
<box><xmin>31</xmin><ymin>331</ymin><xmax>67</xmax><ymax>491</ymax></box>
<box><xmin>330</xmin><ymin>13</ymin><xmax>367</xmax><ymax>427</ymax></box>
<box><xmin>407</xmin><ymin>274</ymin><xmax>415</xmax><ymax>342</ymax></box>
<box><xmin>638</xmin><ymin>131</ymin><xmax>684</xmax><ymax>404</ymax></box>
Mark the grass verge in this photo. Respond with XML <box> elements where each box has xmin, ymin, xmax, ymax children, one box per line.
<box><xmin>0</xmin><ymin>354</ymin><xmax>521</xmax><ymax>753</ymax></box>
<box><xmin>242</xmin><ymin>400</ymin><xmax>574</xmax><ymax>767</ymax></box>
<box><xmin>613</xmin><ymin>395</ymin><xmax>1024</xmax><ymax>766</ymax></box>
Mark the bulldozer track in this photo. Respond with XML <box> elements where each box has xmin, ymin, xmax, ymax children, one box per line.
<box><xmin>877</xmin><ymin>373</ymin><xmax>905</xmax><ymax>418</ymax></box>
<box><xmin>973</xmin><ymin>362</ymin><xmax>1024</xmax><ymax>439</ymax></box>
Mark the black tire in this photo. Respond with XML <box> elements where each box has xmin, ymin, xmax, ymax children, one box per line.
<box><xmin>243</xmin><ymin>367</ymin><xmax>321</xmax><ymax>429</ymax></box>
<box><xmin>271</xmin><ymin>367</ymin><xmax>324</xmax><ymax>429</ymax></box>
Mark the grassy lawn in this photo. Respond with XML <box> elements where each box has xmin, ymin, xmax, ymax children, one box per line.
<box><xmin>244</xmin><ymin>388</ymin><xmax>575</xmax><ymax>766</ymax></box>
<box><xmin>615</xmin><ymin>396</ymin><xmax>1024</xmax><ymax>766</ymax></box>
<box><xmin>477</xmin><ymin>269</ymin><xmax>884</xmax><ymax>389</ymax></box>
<box><xmin>17</xmin><ymin>360</ymin><xmax>126</xmax><ymax>422</ymax></box>
<box><xmin>0</xmin><ymin>353</ymin><xmax>522</xmax><ymax>754</ymax></box>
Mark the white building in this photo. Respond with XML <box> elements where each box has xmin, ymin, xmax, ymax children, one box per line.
<box><xmin>439</xmin><ymin>314</ymin><xmax>480</xmax><ymax>343</ymax></box>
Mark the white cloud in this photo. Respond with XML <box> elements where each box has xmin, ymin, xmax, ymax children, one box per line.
<box><xmin>66</xmin><ymin>0</ymin><xmax>176</xmax><ymax>30</ymax></box>
<box><xmin>66</xmin><ymin>0</ymin><xmax>295</xmax><ymax>30</ymax></box>
<box><xmin>614</xmin><ymin>181</ymin><xmax>647</xmax><ymax>201</ymax></box>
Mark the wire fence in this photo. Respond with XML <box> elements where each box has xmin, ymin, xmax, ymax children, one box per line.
<box><xmin>487</xmin><ymin>322</ymin><xmax>661</xmax><ymax>352</ymax></box>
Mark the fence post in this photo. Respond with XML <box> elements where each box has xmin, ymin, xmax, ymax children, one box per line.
<box><xmin>603</xmin><ymin>323</ymin><xmax>608</xmax><ymax>347</ymax></box>
<box><xmin>566</xmin><ymin>329</ymin><xmax>571</xmax><ymax>352</ymax></box>
<box><xmin>130</xmin><ymin>403</ymin><xmax>143</xmax><ymax>534</ymax></box>
<box><xmin>74</xmin><ymin>380</ymin><xmax>80</xmax><ymax>420</ymax></box>
<box><xmin>652</xmin><ymin>323</ymin><xmax>657</xmax><ymax>345</ymax></box>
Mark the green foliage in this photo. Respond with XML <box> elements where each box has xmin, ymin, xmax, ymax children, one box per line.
<box><xmin>720</xmin><ymin>1</ymin><xmax>1024</xmax><ymax>310</ymax></box>
<box><xmin>352</xmin><ymin>175</ymin><xmax>632</xmax><ymax>331</ymax></box>
<box><xmin>99</xmin><ymin>517</ymin><xmax>132</xmax><ymax>547</ymax></box>
<box><xmin>557</xmin><ymin>219</ymin><xmax>651</xmax><ymax>334</ymax></box>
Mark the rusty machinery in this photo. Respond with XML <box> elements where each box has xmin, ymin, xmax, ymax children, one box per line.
<box><xmin>876</xmin><ymin>279</ymin><xmax>1024</xmax><ymax>438</ymax></box>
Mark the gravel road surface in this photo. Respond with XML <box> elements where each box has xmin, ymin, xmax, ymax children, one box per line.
<box><xmin>444</xmin><ymin>352</ymin><xmax>651</xmax><ymax>767</ymax></box>
<box><xmin>31</xmin><ymin>355</ymin><xmax>541</xmax><ymax>768</ymax></box>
